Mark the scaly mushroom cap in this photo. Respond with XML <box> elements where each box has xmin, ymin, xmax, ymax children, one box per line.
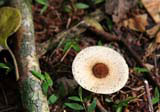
<box><xmin>72</xmin><ymin>46</ymin><xmax>129</xmax><ymax>94</ymax></box>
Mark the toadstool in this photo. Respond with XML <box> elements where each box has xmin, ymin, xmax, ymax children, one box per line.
<box><xmin>72</xmin><ymin>46</ymin><xmax>129</xmax><ymax>94</ymax></box>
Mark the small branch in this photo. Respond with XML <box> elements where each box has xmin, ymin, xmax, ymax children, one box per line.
<box><xmin>144</xmin><ymin>80</ymin><xmax>154</xmax><ymax>112</ymax></box>
<box><xmin>95</xmin><ymin>98</ymin><xmax>108</xmax><ymax>112</ymax></box>
<box><xmin>10</xmin><ymin>0</ymin><xmax>49</xmax><ymax>111</ymax></box>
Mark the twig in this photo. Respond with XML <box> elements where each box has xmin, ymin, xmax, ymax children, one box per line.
<box><xmin>154</xmin><ymin>55</ymin><xmax>159</xmax><ymax>76</ymax></box>
<box><xmin>89</xmin><ymin>27</ymin><xmax>160</xmax><ymax>89</ymax></box>
<box><xmin>144</xmin><ymin>80</ymin><xmax>154</xmax><ymax>112</ymax></box>
<box><xmin>96</xmin><ymin>98</ymin><xmax>108</xmax><ymax>112</ymax></box>
<box><xmin>60</xmin><ymin>46</ymin><xmax>72</xmax><ymax>62</ymax></box>
<box><xmin>0</xmin><ymin>84</ymin><xmax>8</xmax><ymax>105</ymax></box>
<box><xmin>0</xmin><ymin>106</ymin><xmax>17</xmax><ymax>112</ymax></box>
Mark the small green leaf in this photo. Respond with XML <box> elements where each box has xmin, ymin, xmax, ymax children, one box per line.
<box><xmin>63</xmin><ymin>5</ymin><xmax>72</xmax><ymax>13</ymax></box>
<box><xmin>0</xmin><ymin>62</ymin><xmax>12</xmax><ymax>74</ymax></box>
<box><xmin>40</xmin><ymin>5</ymin><xmax>48</xmax><ymax>14</ymax></box>
<box><xmin>72</xmin><ymin>43</ymin><xmax>80</xmax><ymax>52</ymax></box>
<box><xmin>115</xmin><ymin>97</ymin><xmax>135</xmax><ymax>107</ymax></box>
<box><xmin>87</xmin><ymin>98</ymin><xmax>97</xmax><ymax>112</ymax></box>
<box><xmin>106</xmin><ymin>16</ymin><xmax>113</xmax><ymax>31</ymax></box>
<box><xmin>0</xmin><ymin>63</ymin><xmax>9</xmax><ymax>69</ymax></box>
<box><xmin>113</xmin><ymin>97</ymin><xmax>135</xmax><ymax>111</ymax></box>
<box><xmin>74</xmin><ymin>2</ymin><xmax>89</xmax><ymax>9</ymax></box>
<box><xmin>48</xmin><ymin>94</ymin><xmax>59</xmax><ymax>105</ymax></box>
<box><xmin>64</xmin><ymin>103</ymin><xmax>84</xmax><ymax>110</ymax></box>
<box><xmin>92</xmin><ymin>0</ymin><xmax>105</xmax><ymax>4</ymax></box>
<box><xmin>42</xmin><ymin>81</ymin><xmax>49</xmax><ymax>95</ymax></box>
<box><xmin>97</xmin><ymin>40</ymin><xmax>103</xmax><ymax>46</ymax></box>
<box><xmin>31</xmin><ymin>70</ymin><xmax>45</xmax><ymax>81</ymax></box>
<box><xmin>79</xmin><ymin>87</ymin><xmax>83</xmax><ymax>102</ymax></box>
<box><xmin>68</xmin><ymin>96</ymin><xmax>81</xmax><ymax>102</ymax></box>
<box><xmin>44</xmin><ymin>72</ymin><xmax>53</xmax><ymax>87</ymax></box>
<box><xmin>116</xmin><ymin>106</ymin><xmax>123</xmax><ymax>112</ymax></box>
<box><xmin>35</xmin><ymin>0</ymin><xmax>47</xmax><ymax>5</ymax></box>
<box><xmin>152</xmin><ymin>87</ymin><xmax>160</xmax><ymax>105</ymax></box>
<box><xmin>133</xmin><ymin>67</ymin><xmax>149</xmax><ymax>73</ymax></box>
<box><xmin>154</xmin><ymin>87</ymin><xmax>159</xmax><ymax>98</ymax></box>
<box><xmin>63</xmin><ymin>41</ymin><xmax>72</xmax><ymax>53</ymax></box>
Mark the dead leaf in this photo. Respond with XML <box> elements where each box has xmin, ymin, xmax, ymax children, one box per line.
<box><xmin>144</xmin><ymin>63</ymin><xmax>154</xmax><ymax>71</ymax></box>
<box><xmin>156</xmin><ymin>31</ymin><xmax>160</xmax><ymax>43</ymax></box>
<box><xmin>144</xmin><ymin>42</ymin><xmax>157</xmax><ymax>58</ymax></box>
<box><xmin>122</xmin><ymin>14</ymin><xmax>148</xmax><ymax>32</ymax></box>
<box><xmin>84</xmin><ymin>17</ymin><xmax>104</xmax><ymax>31</ymax></box>
<box><xmin>105</xmin><ymin>0</ymin><xmax>137</xmax><ymax>23</ymax></box>
<box><xmin>141</xmin><ymin>0</ymin><xmax>160</xmax><ymax>23</ymax></box>
<box><xmin>146</xmin><ymin>24</ymin><xmax>160</xmax><ymax>37</ymax></box>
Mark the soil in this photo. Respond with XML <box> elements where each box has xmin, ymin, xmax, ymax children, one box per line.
<box><xmin>0</xmin><ymin>0</ymin><xmax>160</xmax><ymax>112</ymax></box>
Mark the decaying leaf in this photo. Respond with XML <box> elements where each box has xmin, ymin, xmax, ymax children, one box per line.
<box><xmin>146</xmin><ymin>24</ymin><xmax>160</xmax><ymax>38</ymax></box>
<box><xmin>122</xmin><ymin>14</ymin><xmax>148</xmax><ymax>32</ymax></box>
<box><xmin>0</xmin><ymin>7</ymin><xmax>21</xmax><ymax>49</ymax></box>
<box><xmin>0</xmin><ymin>7</ymin><xmax>21</xmax><ymax>80</ymax></box>
<box><xmin>156</xmin><ymin>31</ymin><xmax>160</xmax><ymax>43</ymax></box>
<box><xmin>105</xmin><ymin>0</ymin><xmax>137</xmax><ymax>23</ymax></box>
<box><xmin>141</xmin><ymin>0</ymin><xmax>160</xmax><ymax>23</ymax></box>
<box><xmin>144</xmin><ymin>63</ymin><xmax>154</xmax><ymax>71</ymax></box>
<box><xmin>144</xmin><ymin>42</ymin><xmax>157</xmax><ymax>58</ymax></box>
<box><xmin>84</xmin><ymin>17</ymin><xmax>104</xmax><ymax>31</ymax></box>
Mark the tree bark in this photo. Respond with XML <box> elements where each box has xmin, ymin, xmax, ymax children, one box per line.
<box><xmin>9</xmin><ymin>0</ymin><xmax>49</xmax><ymax>112</ymax></box>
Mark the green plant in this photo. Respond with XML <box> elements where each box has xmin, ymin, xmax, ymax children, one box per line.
<box><xmin>152</xmin><ymin>87</ymin><xmax>160</xmax><ymax>105</ymax></box>
<box><xmin>91</xmin><ymin>0</ymin><xmax>105</xmax><ymax>5</ymax></box>
<box><xmin>35</xmin><ymin>0</ymin><xmax>48</xmax><ymax>14</ymax></box>
<box><xmin>64</xmin><ymin>87</ymin><xmax>97</xmax><ymax>112</ymax></box>
<box><xmin>0</xmin><ymin>7</ymin><xmax>21</xmax><ymax>80</ymax></box>
<box><xmin>63</xmin><ymin>38</ymin><xmax>80</xmax><ymax>53</ymax></box>
<box><xmin>106</xmin><ymin>16</ymin><xmax>113</xmax><ymax>31</ymax></box>
<box><xmin>74</xmin><ymin>2</ymin><xmax>89</xmax><ymax>9</ymax></box>
<box><xmin>97</xmin><ymin>40</ymin><xmax>103</xmax><ymax>46</ymax></box>
<box><xmin>63</xmin><ymin>2</ymin><xmax>89</xmax><ymax>13</ymax></box>
<box><xmin>112</xmin><ymin>97</ymin><xmax>135</xmax><ymax>112</ymax></box>
<box><xmin>133</xmin><ymin>67</ymin><xmax>149</xmax><ymax>73</ymax></box>
<box><xmin>0</xmin><ymin>62</ymin><xmax>13</xmax><ymax>74</ymax></box>
<box><xmin>31</xmin><ymin>70</ymin><xmax>59</xmax><ymax>105</ymax></box>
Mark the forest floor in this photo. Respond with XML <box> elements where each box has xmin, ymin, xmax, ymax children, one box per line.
<box><xmin>0</xmin><ymin>0</ymin><xmax>160</xmax><ymax>112</ymax></box>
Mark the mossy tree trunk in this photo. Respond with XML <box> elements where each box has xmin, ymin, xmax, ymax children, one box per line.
<box><xmin>9</xmin><ymin>0</ymin><xmax>49</xmax><ymax>112</ymax></box>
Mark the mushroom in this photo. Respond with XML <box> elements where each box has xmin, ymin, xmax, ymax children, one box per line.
<box><xmin>72</xmin><ymin>46</ymin><xmax>129</xmax><ymax>94</ymax></box>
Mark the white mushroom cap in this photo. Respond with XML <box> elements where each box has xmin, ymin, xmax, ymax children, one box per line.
<box><xmin>72</xmin><ymin>46</ymin><xmax>129</xmax><ymax>94</ymax></box>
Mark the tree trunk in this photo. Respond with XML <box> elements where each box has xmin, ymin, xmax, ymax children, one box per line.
<box><xmin>9</xmin><ymin>0</ymin><xmax>50</xmax><ymax>112</ymax></box>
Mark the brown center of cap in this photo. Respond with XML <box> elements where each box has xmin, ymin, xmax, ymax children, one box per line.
<box><xmin>92</xmin><ymin>63</ymin><xmax>109</xmax><ymax>78</ymax></box>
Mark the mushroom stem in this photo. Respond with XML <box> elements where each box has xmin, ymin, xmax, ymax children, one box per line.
<box><xmin>92</xmin><ymin>63</ymin><xmax>109</xmax><ymax>78</ymax></box>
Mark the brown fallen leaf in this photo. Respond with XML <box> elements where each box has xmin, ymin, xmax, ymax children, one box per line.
<box><xmin>144</xmin><ymin>42</ymin><xmax>157</xmax><ymax>59</ymax></box>
<box><xmin>156</xmin><ymin>31</ymin><xmax>160</xmax><ymax>43</ymax></box>
<box><xmin>141</xmin><ymin>0</ymin><xmax>160</xmax><ymax>23</ymax></box>
<box><xmin>122</xmin><ymin>14</ymin><xmax>148</xmax><ymax>32</ymax></box>
<box><xmin>146</xmin><ymin>24</ymin><xmax>160</xmax><ymax>38</ymax></box>
<box><xmin>105</xmin><ymin>0</ymin><xmax>137</xmax><ymax>23</ymax></box>
<box><xmin>144</xmin><ymin>63</ymin><xmax>154</xmax><ymax>71</ymax></box>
